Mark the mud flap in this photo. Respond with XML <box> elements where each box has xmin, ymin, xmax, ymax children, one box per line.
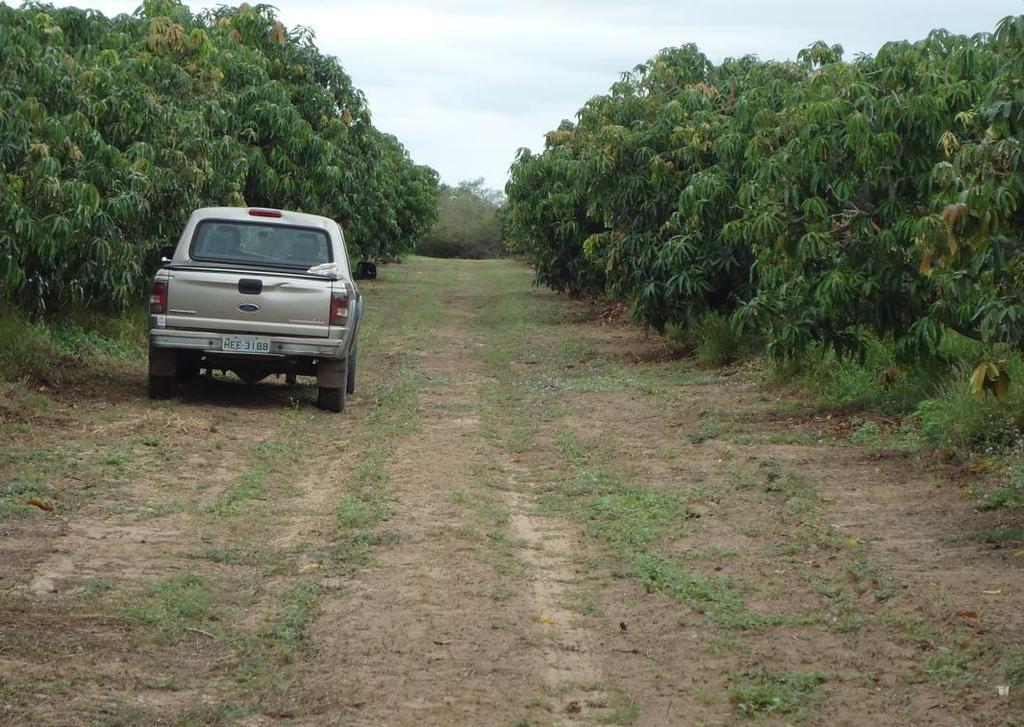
<box><xmin>317</xmin><ymin>357</ymin><xmax>347</xmax><ymax>389</ymax></box>
<box><xmin>149</xmin><ymin>346</ymin><xmax>178</xmax><ymax>376</ymax></box>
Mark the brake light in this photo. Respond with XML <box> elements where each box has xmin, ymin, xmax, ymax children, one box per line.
<box><xmin>150</xmin><ymin>281</ymin><xmax>168</xmax><ymax>314</ymax></box>
<box><xmin>249</xmin><ymin>208</ymin><xmax>283</xmax><ymax>218</ymax></box>
<box><xmin>330</xmin><ymin>292</ymin><xmax>349</xmax><ymax>326</ymax></box>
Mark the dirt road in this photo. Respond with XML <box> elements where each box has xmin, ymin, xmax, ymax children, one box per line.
<box><xmin>2</xmin><ymin>258</ymin><xmax>1022</xmax><ymax>725</ymax></box>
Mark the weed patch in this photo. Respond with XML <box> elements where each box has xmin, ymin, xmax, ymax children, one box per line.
<box><xmin>633</xmin><ymin>553</ymin><xmax>761</xmax><ymax>628</ymax></box>
<box><xmin>729</xmin><ymin>669</ymin><xmax>826</xmax><ymax>718</ymax></box>
<box><xmin>123</xmin><ymin>573</ymin><xmax>219</xmax><ymax>641</ymax></box>
<box><xmin>0</xmin><ymin>308</ymin><xmax>144</xmax><ymax>384</ymax></box>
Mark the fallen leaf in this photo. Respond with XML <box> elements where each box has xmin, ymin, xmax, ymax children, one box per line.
<box><xmin>996</xmin><ymin>685</ymin><xmax>1010</xmax><ymax>697</ymax></box>
<box><xmin>847</xmin><ymin>538</ymin><xmax>861</xmax><ymax>547</ymax></box>
<box><xmin>955</xmin><ymin>611</ymin><xmax>978</xmax><ymax>619</ymax></box>
<box><xmin>25</xmin><ymin>499</ymin><xmax>54</xmax><ymax>513</ymax></box>
<box><xmin>969</xmin><ymin>459</ymin><xmax>993</xmax><ymax>473</ymax></box>
<box><xmin>982</xmin><ymin>589</ymin><xmax>1002</xmax><ymax>595</ymax></box>
<box><xmin>533</xmin><ymin>614</ymin><xmax>554</xmax><ymax>625</ymax></box>
<box><xmin>566</xmin><ymin>701</ymin><xmax>581</xmax><ymax>714</ymax></box>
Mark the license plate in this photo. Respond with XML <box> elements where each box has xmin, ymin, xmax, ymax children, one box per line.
<box><xmin>221</xmin><ymin>336</ymin><xmax>271</xmax><ymax>354</ymax></box>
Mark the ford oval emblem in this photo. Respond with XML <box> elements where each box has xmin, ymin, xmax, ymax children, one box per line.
<box><xmin>238</xmin><ymin>303</ymin><xmax>260</xmax><ymax>313</ymax></box>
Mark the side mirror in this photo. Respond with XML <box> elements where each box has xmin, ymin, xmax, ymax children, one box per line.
<box><xmin>354</xmin><ymin>261</ymin><xmax>377</xmax><ymax>280</ymax></box>
<box><xmin>159</xmin><ymin>246</ymin><xmax>175</xmax><ymax>265</ymax></box>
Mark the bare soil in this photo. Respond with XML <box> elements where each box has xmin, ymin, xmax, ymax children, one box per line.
<box><xmin>1</xmin><ymin>257</ymin><xmax>1021</xmax><ymax>726</ymax></box>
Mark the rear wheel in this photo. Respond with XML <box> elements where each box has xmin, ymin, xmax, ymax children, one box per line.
<box><xmin>316</xmin><ymin>357</ymin><xmax>348</xmax><ymax>412</ymax></box>
<box><xmin>148</xmin><ymin>374</ymin><xmax>177</xmax><ymax>400</ymax></box>
<box><xmin>346</xmin><ymin>346</ymin><xmax>357</xmax><ymax>395</ymax></box>
<box><xmin>317</xmin><ymin>386</ymin><xmax>344</xmax><ymax>412</ymax></box>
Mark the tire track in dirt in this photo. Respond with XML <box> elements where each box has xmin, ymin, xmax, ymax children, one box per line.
<box><xmin>506</xmin><ymin>485</ymin><xmax>612</xmax><ymax>721</ymax></box>
<box><xmin>8</xmin><ymin>407</ymin><xmax>245</xmax><ymax>598</ymax></box>
<box><xmin>306</xmin><ymin>266</ymin><xmax>616</xmax><ymax>725</ymax></box>
<box><xmin>545</xmin><ymin>321</ymin><xmax>1024</xmax><ymax>725</ymax></box>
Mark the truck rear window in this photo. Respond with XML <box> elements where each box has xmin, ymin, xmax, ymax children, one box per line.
<box><xmin>190</xmin><ymin>221</ymin><xmax>332</xmax><ymax>269</ymax></box>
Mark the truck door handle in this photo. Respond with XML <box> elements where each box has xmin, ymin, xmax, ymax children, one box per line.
<box><xmin>238</xmin><ymin>278</ymin><xmax>263</xmax><ymax>295</ymax></box>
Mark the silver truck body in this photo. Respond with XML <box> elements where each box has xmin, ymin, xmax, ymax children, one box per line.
<box><xmin>147</xmin><ymin>207</ymin><xmax>363</xmax><ymax>411</ymax></box>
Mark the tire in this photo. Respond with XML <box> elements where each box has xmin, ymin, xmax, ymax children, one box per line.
<box><xmin>316</xmin><ymin>357</ymin><xmax>348</xmax><ymax>412</ymax></box>
<box><xmin>149</xmin><ymin>374</ymin><xmax>177</xmax><ymax>400</ymax></box>
<box><xmin>317</xmin><ymin>386</ymin><xmax>344</xmax><ymax>412</ymax></box>
<box><xmin>346</xmin><ymin>346</ymin><xmax>357</xmax><ymax>395</ymax></box>
<box><xmin>286</xmin><ymin>372</ymin><xmax>297</xmax><ymax>385</ymax></box>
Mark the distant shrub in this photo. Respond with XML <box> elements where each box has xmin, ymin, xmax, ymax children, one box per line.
<box><xmin>417</xmin><ymin>179</ymin><xmax>507</xmax><ymax>259</ymax></box>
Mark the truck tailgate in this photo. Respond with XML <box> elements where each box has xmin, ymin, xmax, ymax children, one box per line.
<box><xmin>165</xmin><ymin>268</ymin><xmax>332</xmax><ymax>338</ymax></box>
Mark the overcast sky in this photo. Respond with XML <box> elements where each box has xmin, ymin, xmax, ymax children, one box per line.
<box><xmin>74</xmin><ymin>1</ymin><xmax>1021</xmax><ymax>190</ymax></box>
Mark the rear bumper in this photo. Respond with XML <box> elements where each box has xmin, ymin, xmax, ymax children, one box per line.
<box><xmin>149</xmin><ymin>329</ymin><xmax>347</xmax><ymax>359</ymax></box>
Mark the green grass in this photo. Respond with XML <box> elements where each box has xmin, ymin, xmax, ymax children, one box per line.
<box><xmin>204</xmin><ymin>438</ymin><xmax>299</xmax><ymax>516</ymax></box>
<box><xmin>975</xmin><ymin>459</ymin><xmax>1024</xmax><ymax>511</ymax></box>
<box><xmin>965</xmin><ymin>525</ymin><xmax>1024</xmax><ymax>544</ymax></box>
<box><xmin>0</xmin><ymin>307</ymin><xmax>145</xmax><ymax>384</ymax></box>
<box><xmin>596</xmin><ymin>700</ymin><xmax>641</xmax><ymax>725</ymax></box>
<box><xmin>326</xmin><ymin>366</ymin><xmax>424</xmax><ymax>573</ymax></box>
<box><xmin>728</xmin><ymin>669</ymin><xmax>826</xmax><ymax>719</ymax></box>
<box><xmin>546</xmin><ymin>431</ymin><xmax>786</xmax><ymax>628</ymax></box>
<box><xmin>1004</xmin><ymin>651</ymin><xmax>1024</xmax><ymax>693</ymax></box>
<box><xmin>0</xmin><ymin>479</ymin><xmax>60</xmax><ymax>519</ymax></box>
<box><xmin>122</xmin><ymin>573</ymin><xmax>219</xmax><ymax>641</ymax></box>
<box><xmin>584</xmin><ymin>488</ymin><xmax>687</xmax><ymax>549</ymax></box>
<box><xmin>773</xmin><ymin>332</ymin><xmax>1024</xmax><ymax>461</ymax></box>
<box><xmin>266</xmin><ymin>579</ymin><xmax>320</xmax><ymax>663</ymax></box>
<box><xmin>925</xmin><ymin>645</ymin><xmax>980</xmax><ymax>688</ymax></box>
<box><xmin>632</xmin><ymin>553</ymin><xmax>763</xmax><ymax>628</ymax></box>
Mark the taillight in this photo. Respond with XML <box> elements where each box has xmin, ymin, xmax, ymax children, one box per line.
<box><xmin>249</xmin><ymin>208</ymin><xmax>283</xmax><ymax>218</ymax></box>
<box><xmin>330</xmin><ymin>292</ymin><xmax>349</xmax><ymax>326</ymax></box>
<box><xmin>150</xmin><ymin>281</ymin><xmax>168</xmax><ymax>314</ymax></box>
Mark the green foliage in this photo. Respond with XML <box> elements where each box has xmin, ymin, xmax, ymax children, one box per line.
<box><xmin>917</xmin><ymin>362</ymin><xmax>1024</xmax><ymax>453</ymax></box>
<box><xmin>0</xmin><ymin>1</ymin><xmax>438</xmax><ymax>315</ymax></box>
<box><xmin>774</xmin><ymin>336</ymin><xmax>946</xmax><ymax>416</ymax></box>
<box><xmin>417</xmin><ymin>178</ymin><xmax>506</xmax><ymax>259</ymax></box>
<box><xmin>505</xmin><ymin>16</ymin><xmax>1024</xmax><ymax>361</ymax></box>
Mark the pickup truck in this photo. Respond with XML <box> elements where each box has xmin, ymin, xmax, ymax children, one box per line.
<box><xmin>147</xmin><ymin>207</ymin><xmax>370</xmax><ymax>412</ymax></box>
